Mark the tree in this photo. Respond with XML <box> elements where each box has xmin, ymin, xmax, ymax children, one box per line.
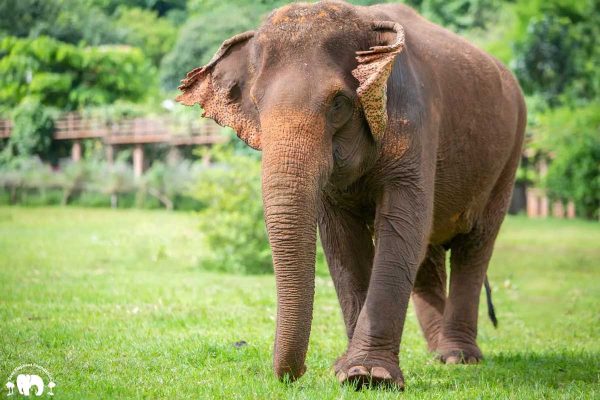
<box><xmin>0</xmin><ymin>36</ymin><xmax>156</xmax><ymax>111</ymax></box>
<box><xmin>0</xmin><ymin>0</ymin><xmax>120</xmax><ymax>45</ymax></box>
<box><xmin>159</xmin><ymin>4</ymin><xmax>264</xmax><ymax>90</ymax></box>
<box><xmin>191</xmin><ymin>146</ymin><xmax>271</xmax><ymax>274</ymax></box>
<box><xmin>512</xmin><ymin>0</ymin><xmax>600</xmax><ymax>106</ymax></box>
<box><xmin>420</xmin><ymin>0</ymin><xmax>500</xmax><ymax>31</ymax></box>
<box><xmin>115</xmin><ymin>7</ymin><xmax>177</xmax><ymax>65</ymax></box>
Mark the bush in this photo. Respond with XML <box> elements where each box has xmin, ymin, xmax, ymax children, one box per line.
<box><xmin>0</xmin><ymin>157</ymin><xmax>55</xmax><ymax>203</ymax></box>
<box><xmin>141</xmin><ymin>160</ymin><xmax>202</xmax><ymax>210</ymax></box>
<box><xmin>533</xmin><ymin>104</ymin><xmax>600</xmax><ymax>220</ymax></box>
<box><xmin>190</xmin><ymin>145</ymin><xmax>329</xmax><ymax>276</ymax></box>
<box><xmin>90</xmin><ymin>159</ymin><xmax>136</xmax><ymax>208</ymax></box>
<box><xmin>3</xmin><ymin>99</ymin><xmax>55</xmax><ymax>160</ymax></box>
<box><xmin>191</xmin><ymin>147</ymin><xmax>270</xmax><ymax>274</ymax></box>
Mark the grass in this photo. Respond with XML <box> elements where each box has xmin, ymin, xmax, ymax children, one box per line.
<box><xmin>0</xmin><ymin>206</ymin><xmax>598</xmax><ymax>399</ymax></box>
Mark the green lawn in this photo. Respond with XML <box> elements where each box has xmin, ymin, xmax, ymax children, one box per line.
<box><xmin>0</xmin><ymin>207</ymin><xmax>598</xmax><ymax>399</ymax></box>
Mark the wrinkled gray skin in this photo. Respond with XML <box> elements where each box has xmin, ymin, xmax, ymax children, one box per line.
<box><xmin>177</xmin><ymin>0</ymin><xmax>526</xmax><ymax>389</ymax></box>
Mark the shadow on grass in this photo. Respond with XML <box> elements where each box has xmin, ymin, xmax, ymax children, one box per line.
<box><xmin>411</xmin><ymin>351</ymin><xmax>599</xmax><ymax>393</ymax></box>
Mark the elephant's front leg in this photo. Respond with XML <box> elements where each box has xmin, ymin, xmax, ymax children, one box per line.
<box><xmin>318</xmin><ymin>200</ymin><xmax>374</xmax><ymax>376</ymax></box>
<box><xmin>339</xmin><ymin>186</ymin><xmax>430</xmax><ymax>390</ymax></box>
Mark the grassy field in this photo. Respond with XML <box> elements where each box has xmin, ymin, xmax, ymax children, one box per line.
<box><xmin>0</xmin><ymin>207</ymin><xmax>598</xmax><ymax>399</ymax></box>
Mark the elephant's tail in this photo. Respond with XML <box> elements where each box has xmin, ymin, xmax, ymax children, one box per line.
<box><xmin>484</xmin><ymin>276</ymin><xmax>498</xmax><ymax>328</ymax></box>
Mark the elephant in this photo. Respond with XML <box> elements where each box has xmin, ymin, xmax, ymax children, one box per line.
<box><xmin>177</xmin><ymin>0</ymin><xmax>526</xmax><ymax>390</ymax></box>
<box><xmin>16</xmin><ymin>374</ymin><xmax>44</xmax><ymax>396</ymax></box>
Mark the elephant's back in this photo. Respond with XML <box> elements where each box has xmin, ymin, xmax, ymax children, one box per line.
<box><xmin>365</xmin><ymin>3</ymin><xmax>526</xmax><ymax>244</ymax></box>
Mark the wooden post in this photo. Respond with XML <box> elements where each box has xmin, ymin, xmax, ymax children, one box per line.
<box><xmin>133</xmin><ymin>144</ymin><xmax>144</xmax><ymax>178</ymax></box>
<box><xmin>527</xmin><ymin>188</ymin><xmax>540</xmax><ymax>217</ymax></box>
<box><xmin>68</xmin><ymin>113</ymin><xmax>75</xmax><ymax>136</ymax></box>
<box><xmin>567</xmin><ymin>201</ymin><xmax>576</xmax><ymax>219</ymax></box>
<box><xmin>166</xmin><ymin>146</ymin><xmax>181</xmax><ymax>165</ymax></box>
<box><xmin>105</xmin><ymin>144</ymin><xmax>114</xmax><ymax>165</ymax></box>
<box><xmin>201</xmin><ymin>150</ymin><xmax>211</xmax><ymax>167</ymax></box>
<box><xmin>540</xmin><ymin>195</ymin><xmax>549</xmax><ymax>218</ymax></box>
<box><xmin>71</xmin><ymin>140</ymin><xmax>82</xmax><ymax>162</ymax></box>
<box><xmin>552</xmin><ymin>201</ymin><xmax>565</xmax><ymax>218</ymax></box>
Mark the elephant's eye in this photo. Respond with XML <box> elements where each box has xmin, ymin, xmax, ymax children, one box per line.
<box><xmin>327</xmin><ymin>93</ymin><xmax>353</xmax><ymax>129</ymax></box>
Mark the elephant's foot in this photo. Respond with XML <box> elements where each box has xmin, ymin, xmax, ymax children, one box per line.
<box><xmin>333</xmin><ymin>352</ymin><xmax>347</xmax><ymax>375</ymax></box>
<box><xmin>436</xmin><ymin>341</ymin><xmax>483</xmax><ymax>364</ymax></box>
<box><xmin>334</xmin><ymin>350</ymin><xmax>404</xmax><ymax>390</ymax></box>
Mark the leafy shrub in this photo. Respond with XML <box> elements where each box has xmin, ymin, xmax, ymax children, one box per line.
<box><xmin>533</xmin><ymin>104</ymin><xmax>600</xmax><ymax>219</ymax></box>
<box><xmin>55</xmin><ymin>159</ymin><xmax>96</xmax><ymax>205</ymax></box>
<box><xmin>190</xmin><ymin>145</ymin><xmax>329</xmax><ymax>276</ymax></box>
<box><xmin>3</xmin><ymin>99</ymin><xmax>55</xmax><ymax>160</ymax></box>
<box><xmin>191</xmin><ymin>147</ymin><xmax>271</xmax><ymax>274</ymax></box>
<box><xmin>141</xmin><ymin>160</ymin><xmax>202</xmax><ymax>210</ymax></box>
<box><xmin>90</xmin><ymin>159</ymin><xmax>136</xmax><ymax>208</ymax></box>
<box><xmin>0</xmin><ymin>157</ymin><xmax>54</xmax><ymax>203</ymax></box>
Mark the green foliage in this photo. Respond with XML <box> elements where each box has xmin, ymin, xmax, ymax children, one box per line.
<box><xmin>0</xmin><ymin>156</ymin><xmax>202</xmax><ymax>210</ymax></box>
<box><xmin>532</xmin><ymin>104</ymin><xmax>600</xmax><ymax>219</ymax></box>
<box><xmin>0</xmin><ymin>157</ymin><xmax>53</xmax><ymax>203</ymax></box>
<box><xmin>160</xmin><ymin>3</ymin><xmax>264</xmax><ymax>90</ymax></box>
<box><xmin>115</xmin><ymin>7</ymin><xmax>177</xmax><ymax>65</ymax></box>
<box><xmin>95</xmin><ymin>0</ymin><xmax>187</xmax><ymax>16</ymax></box>
<box><xmin>160</xmin><ymin>0</ymin><xmax>399</xmax><ymax>89</ymax></box>
<box><xmin>0</xmin><ymin>0</ymin><xmax>121</xmax><ymax>45</ymax></box>
<box><xmin>420</xmin><ymin>0</ymin><xmax>500</xmax><ymax>31</ymax></box>
<box><xmin>512</xmin><ymin>0</ymin><xmax>600</xmax><ymax>106</ymax></box>
<box><xmin>191</xmin><ymin>146</ymin><xmax>271</xmax><ymax>274</ymax></box>
<box><xmin>79</xmin><ymin>101</ymin><xmax>156</xmax><ymax>123</ymax></box>
<box><xmin>0</xmin><ymin>35</ymin><xmax>156</xmax><ymax>111</ymax></box>
<box><xmin>91</xmin><ymin>158</ymin><xmax>136</xmax><ymax>207</ymax></box>
<box><xmin>3</xmin><ymin>99</ymin><xmax>55</xmax><ymax>160</ymax></box>
<box><xmin>141</xmin><ymin>160</ymin><xmax>201</xmax><ymax>210</ymax></box>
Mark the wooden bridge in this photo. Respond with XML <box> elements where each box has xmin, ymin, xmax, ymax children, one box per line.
<box><xmin>0</xmin><ymin>113</ymin><xmax>226</xmax><ymax>176</ymax></box>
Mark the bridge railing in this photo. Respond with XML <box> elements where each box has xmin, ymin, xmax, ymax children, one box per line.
<box><xmin>1</xmin><ymin>113</ymin><xmax>226</xmax><ymax>145</ymax></box>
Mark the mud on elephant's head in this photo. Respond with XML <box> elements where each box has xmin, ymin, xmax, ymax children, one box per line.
<box><xmin>177</xmin><ymin>0</ymin><xmax>406</xmax><ymax>382</ymax></box>
<box><xmin>177</xmin><ymin>1</ymin><xmax>405</xmax><ymax>183</ymax></box>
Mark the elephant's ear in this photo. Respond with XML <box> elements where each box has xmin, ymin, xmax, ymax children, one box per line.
<box><xmin>352</xmin><ymin>22</ymin><xmax>405</xmax><ymax>142</ymax></box>
<box><xmin>176</xmin><ymin>31</ymin><xmax>261</xmax><ymax>150</ymax></box>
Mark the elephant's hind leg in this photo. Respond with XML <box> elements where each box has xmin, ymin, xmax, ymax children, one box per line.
<box><xmin>412</xmin><ymin>244</ymin><xmax>447</xmax><ymax>352</ymax></box>
<box><xmin>437</xmin><ymin>153</ymin><xmax>518</xmax><ymax>364</ymax></box>
<box><xmin>436</xmin><ymin>226</ymin><xmax>493</xmax><ymax>364</ymax></box>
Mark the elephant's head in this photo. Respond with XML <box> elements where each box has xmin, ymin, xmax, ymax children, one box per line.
<box><xmin>177</xmin><ymin>1</ymin><xmax>406</xmax><ymax>381</ymax></box>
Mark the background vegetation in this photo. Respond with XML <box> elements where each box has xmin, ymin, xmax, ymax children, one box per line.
<box><xmin>1</xmin><ymin>0</ymin><xmax>598</xmax><ymax>214</ymax></box>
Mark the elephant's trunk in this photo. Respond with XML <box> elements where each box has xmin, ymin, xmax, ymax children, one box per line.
<box><xmin>261</xmin><ymin>114</ymin><xmax>329</xmax><ymax>381</ymax></box>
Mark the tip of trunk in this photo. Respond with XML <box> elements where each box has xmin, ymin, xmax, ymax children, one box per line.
<box><xmin>274</xmin><ymin>362</ymin><xmax>307</xmax><ymax>382</ymax></box>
